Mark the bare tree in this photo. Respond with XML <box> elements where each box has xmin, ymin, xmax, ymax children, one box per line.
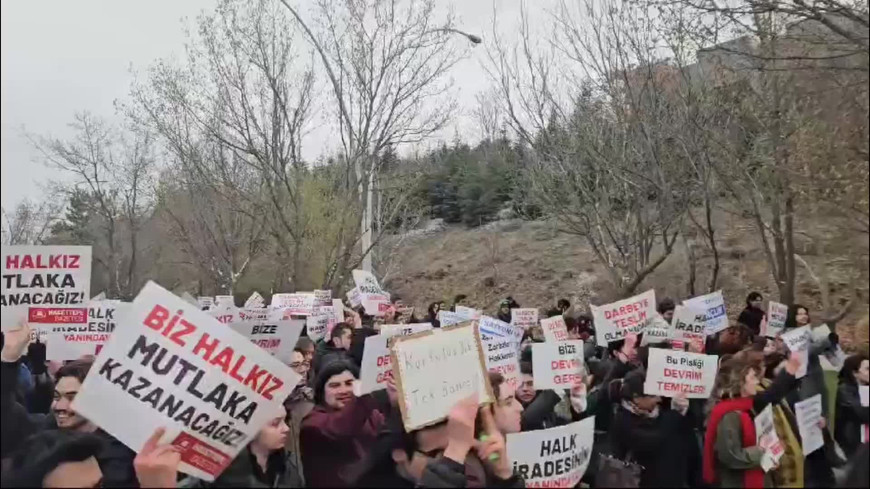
<box><xmin>1</xmin><ymin>198</ymin><xmax>61</xmax><ymax>245</ymax></box>
<box><xmin>30</xmin><ymin>112</ymin><xmax>156</xmax><ymax>299</ymax></box>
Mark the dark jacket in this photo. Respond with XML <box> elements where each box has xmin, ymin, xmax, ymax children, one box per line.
<box><xmin>610</xmin><ymin>405</ymin><xmax>694</xmax><ymax>488</ymax></box>
<box><xmin>520</xmin><ymin>390</ymin><xmax>567</xmax><ymax>431</ymax></box>
<box><xmin>420</xmin><ymin>457</ymin><xmax>525</xmax><ymax>488</ymax></box>
<box><xmin>283</xmin><ymin>386</ymin><xmax>314</xmax><ymax>485</ymax></box>
<box><xmin>299</xmin><ymin>395</ymin><xmax>384</xmax><ymax>487</ymax></box>
<box><xmin>313</xmin><ymin>342</ymin><xmax>352</xmax><ymax>376</ymax></box>
<box><xmin>350</xmin><ymin>327</ymin><xmax>378</xmax><ymax>368</ymax></box>
<box><xmin>835</xmin><ymin>381</ymin><xmax>870</xmax><ymax>458</ymax></box>
<box><xmin>737</xmin><ymin>307</ymin><xmax>765</xmax><ymax>337</ymax></box>
<box><xmin>182</xmin><ymin>448</ymin><xmax>303</xmax><ymax>488</ymax></box>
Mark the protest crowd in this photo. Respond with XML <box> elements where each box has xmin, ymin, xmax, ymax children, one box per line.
<box><xmin>1</xmin><ymin>246</ymin><xmax>868</xmax><ymax>488</ymax></box>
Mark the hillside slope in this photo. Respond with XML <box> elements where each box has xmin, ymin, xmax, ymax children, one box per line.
<box><xmin>384</xmin><ymin>213</ymin><xmax>869</xmax><ymax>351</ymax></box>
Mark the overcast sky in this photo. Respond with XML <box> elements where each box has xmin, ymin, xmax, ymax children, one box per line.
<box><xmin>1</xmin><ymin>0</ymin><xmax>544</xmax><ymax>210</ymax></box>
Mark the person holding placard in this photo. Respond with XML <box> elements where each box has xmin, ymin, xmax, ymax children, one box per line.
<box><xmin>702</xmin><ymin>352</ymin><xmax>801</xmax><ymax>488</ymax></box>
<box><xmin>608</xmin><ymin>369</ymin><xmax>695</xmax><ymax>487</ymax></box>
<box><xmin>759</xmin><ymin>352</ymin><xmax>805</xmax><ymax>488</ymax></box>
<box><xmin>737</xmin><ymin>292</ymin><xmax>766</xmax><ymax>338</ymax></box>
<box><xmin>835</xmin><ymin>353</ymin><xmax>870</xmax><ymax>459</ymax></box>
<box><xmin>299</xmin><ymin>360</ymin><xmax>384</xmax><ymax>487</ymax></box>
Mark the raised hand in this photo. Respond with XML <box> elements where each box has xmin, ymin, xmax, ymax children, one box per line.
<box><xmin>476</xmin><ymin>404</ymin><xmax>512</xmax><ymax>479</ymax></box>
<box><xmin>134</xmin><ymin>427</ymin><xmax>181</xmax><ymax>488</ymax></box>
<box><xmin>1</xmin><ymin>321</ymin><xmax>32</xmax><ymax>363</ymax></box>
<box><xmin>443</xmin><ymin>394</ymin><xmax>479</xmax><ymax>464</ymax></box>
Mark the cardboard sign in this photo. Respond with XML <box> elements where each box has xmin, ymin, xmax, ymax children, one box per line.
<box><xmin>794</xmin><ymin>394</ymin><xmax>824</xmax><ymax>455</ymax></box>
<box><xmin>511</xmin><ymin>308</ymin><xmax>539</xmax><ymax>329</ymax></box>
<box><xmin>755</xmin><ymin>404</ymin><xmax>785</xmax><ymax>471</ymax></box>
<box><xmin>781</xmin><ymin>326</ymin><xmax>810</xmax><ymax>378</ymax></box>
<box><xmin>860</xmin><ymin>385</ymin><xmax>868</xmax><ymax>444</ymax></box>
<box><xmin>45</xmin><ymin>300</ymin><xmax>130</xmax><ymax>361</ymax></box>
<box><xmin>531</xmin><ymin>341</ymin><xmax>584</xmax><ymax>390</ymax></box>
<box><xmin>438</xmin><ymin>310</ymin><xmax>465</xmax><ymax>327</ymax></box>
<box><xmin>197</xmin><ymin>297</ymin><xmax>214</xmax><ymax>310</ymax></box>
<box><xmin>683</xmin><ymin>290</ymin><xmax>728</xmax><ymax>335</ymax></box>
<box><xmin>670</xmin><ymin>305</ymin><xmax>707</xmax><ymax>343</ymax></box>
<box><xmin>72</xmin><ymin>281</ymin><xmax>298</xmax><ymax>481</ymax></box>
<box><xmin>765</xmin><ymin>301</ymin><xmax>788</xmax><ymax>337</ymax></box>
<box><xmin>244</xmin><ymin>292</ymin><xmax>265</xmax><ymax>309</ymax></box>
<box><xmin>541</xmin><ymin>316</ymin><xmax>569</xmax><ymax>343</ymax></box>
<box><xmin>592</xmin><ymin>289</ymin><xmax>656</xmax><ymax>346</ymax></box>
<box><xmin>455</xmin><ymin>305</ymin><xmax>481</xmax><ymax>320</ymax></box>
<box><xmin>229</xmin><ymin>317</ymin><xmax>304</xmax><ymax>364</ymax></box>
<box><xmin>358</xmin><ymin>323</ymin><xmax>434</xmax><ymax>394</ymax></box>
<box><xmin>507</xmin><ymin>417</ymin><xmax>595</xmax><ymax>488</ymax></box>
<box><xmin>1</xmin><ymin>246</ymin><xmax>92</xmax><ymax>331</ymax></box>
<box><xmin>391</xmin><ymin>323</ymin><xmax>493</xmax><ymax>430</ymax></box>
<box><xmin>644</xmin><ymin>348</ymin><xmax>718</xmax><ymax>398</ymax></box>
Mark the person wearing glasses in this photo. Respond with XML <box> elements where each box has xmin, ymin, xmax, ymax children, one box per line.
<box><xmin>284</xmin><ymin>349</ymin><xmax>314</xmax><ymax>483</ymax></box>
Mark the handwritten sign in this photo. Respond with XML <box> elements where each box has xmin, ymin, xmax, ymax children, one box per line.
<box><xmin>507</xmin><ymin>417</ymin><xmax>595</xmax><ymax>488</ymax></box>
<box><xmin>271</xmin><ymin>293</ymin><xmax>315</xmax><ymax>316</ymax></box>
<box><xmin>592</xmin><ymin>289</ymin><xmax>656</xmax><ymax>347</ymax></box>
<box><xmin>391</xmin><ymin>323</ymin><xmax>493</xmax><ymax>431</ymax></box>
<box><xmin>532</xmin><ymin>341</ymin><xmax>584</xmax><ymax>390</ymax></box>
<box><xmin>795</xmin><ymin>394</ymin><xmax>824</xmax><ymax>455</ymax></box>
<box><xmin>511</xmin><ymin>308</ymin><xmax>539</xmax><ymax>330</ymax></box>
<box><xmin>244</xmin><ymin>292</ymin><xmax>265</xmax><ymax>309</ymax></box>
<box><xmin>438</xmin><ymin>310</ymin><xmax>465</xmax><ymax>327</ymax></box>
<box><xmin>644</xmin><ymin>348</ymin><xmax>718</xmax><ymax>398</ymax></box>
<box><xmin>765</xmin><ymin>301</ymin><xmax>788</xmax><ymax>337</ymax></box>
<box><xmin>71</xmin><ymin>281</ymin><xmax>298</xmax><ymax>481</ymax></box>
<box><xmin>781</xmin><ymin>326</ymin><xmax>810</xmax><ymax>378</ymax></box>
<box><xmin>683</xmin><ymin>290</ymin><xmax>728</xmax><ymax>335</ymax></box>
<box><xmin>541</xmin><ymin>316</ymin><xmax>569</xmax><ymax>343</ymax></box>
<box><xmin>2</xmin><ymin>245</ymin><xmax>92</xmax><ymax>331</ymax></box>
<box><xmin>358</xmin><ymin>323</ymin><xmax>434</xmax><ymax>394</ymax></box>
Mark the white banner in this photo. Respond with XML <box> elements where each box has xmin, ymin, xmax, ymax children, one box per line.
<box><xmin>781</xmin><ymin>326</ymin><xmax>810</xmax><ymax>378</ymax></box>
<box><xmin>72</xmin><ymin>281</ymin><xmax>298</xmax><ymax>481</ymax></box>
<box><xmin>592</xmin><ymin>289</ymin><xmax>656</xmax><ymax>346</ymax></box>
<box><xmin>795</xmin><ymin>394</ymin><xmax>824</xmax><ymax>455</ymax></box>
<box><xmin>391</xmin><ymin>323</ymin><xmax>493</xmax><ymax>430</ymax></box>
<box><xmin>643</xmin><ymin>348</ymin><xmax>718</xmax><ymax>398</ymax></box>
<box><xmin>1</xmin><ymin>245</ymin><xmax>92</xmax><ymax>331</ymax></box>
<box><xmin>511</xmin><ymin>308</ymin><xmax>539</xmax><ymax>330</ymax></box>
<box><xmin>313</xmin><ymin>289</ymin><xmax>332</xmax><ymax>307</ymax></box>
<box><xmin>271</xmin><ymin>293</ymin><xmax>316</xmax><ymax>316</ymax></box>
<box><xmin>683</xmin><ymin>290</ymin><xmax>728</xmax><ymax>335</ymax></box>
<box><xmin>531</xmin><ymin>341</ymin><xmax>584</xmax><ymax>391</ymax></box>
<box><xmin>507</xmin><ymin>417</ymin><xmax>595</xmax><ymax>488</ymax></box>
<box><xmin>541</xmin><ymin>316</ymin><xmax>569</xmax><ymax>343</ymax></box>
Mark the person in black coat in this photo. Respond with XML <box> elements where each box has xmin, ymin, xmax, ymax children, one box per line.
<box><xmin>835</xmin><ymin>354</ymin><xmax>870</xmax><ymax>459</ymax></box>
<box><xmin>737</xmin><ymin>291</ymin><xmax>766</xmax><ymax>338</ymax></box>
<box><xmin>609</xmin><ymin>369</ymin><xmax>695</xmax><ymax>488</ymax></box>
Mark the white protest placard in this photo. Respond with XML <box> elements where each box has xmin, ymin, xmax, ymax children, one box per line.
<box><xmin>391</xmin><ymin>323</ymin><xmax>493</xmax><ymax>430</ymax></box>
<box><xmin>271</xmin><ymin>293</ymin><xmax>316</xmax><ymax>316</ymax></box>
<box><xmin>72</xmin><ymin>281</ymin><xmax>299</xmax><ymax>481</ymax></box>
<box><xmin>2</xmin><ymin>246</ymin><xmax>92</xmax><ymax>331</ymax></box>
<box><xmin>214</xmin><ymin>295</ymin><xmax>235</xmax><ymax>308</ymax></box>
<box><xmin>683</xmin><ymin>290</ymin><xmax>728</xmax><ymax>335</ymax></box>
<box><xmin>511</xmin><ymin>308</ymin><xmax>539</xmax><ymax>330</ymax></box>
<box><xmin>755</xmin><ymin>404</ymin><xmax>785</xmax><ymax>471</ymax></box>
<box><xmin>507</xmin><ymin>417</ymin><xmax>595</xmax><ymax>488</ymax></box>
<box><xmin>208</xmin><ymin>306</ymin><xmax>240</xmax><ymax>326</ymax></box>
<box><xmin>438</xmin><ymin>310</ymin><xmax>465</xmax><ymax>327</ymax></box>
<box><xmin>45</xmin><ymin>300</ymin><xmax>130</xmax><ymax>361</ymax></box>
<box><xmin>197</xmin><ymin>296</ymin><xmax>214</xmax><ymax>310</ymax></box>
<box><xmin>313</xmin><ymin>290</ymin><xmax>332</xmax><ymax>307</ymax></box>
<box><xmin>306</xmin><ymin>314</ymin><xmax>330</xmax><ymax>342</ymax></box>
<box><xmin>346</xmin><ymin>288</ymin><xmax>362</xmax><ymax>309</ymax></box>
<box><xmin>477</xmin><ymin>318</ymin><xmax>523</xmax><ymax>390</ymax></box>
<box><xmin>541</xmin><ymin>316</ymin><xmax>569</xmax><ymax>343</ymax></box>
<box><xmin>229</xmin><ymin>317</ymin><xmax>303</xmax><ymax>364</ymax></box>
<box><xmin>352</xmin><ymin>270</ymin><xmax>391</xmax><ymax>316</ymax></box>
<box><xmin>532</xmin><ymin>341</ymin><xmax>584</xmax><ymax>390</ymax></box>
<box><xmin>640</xmin><ymin>315</ymin><xmax>671</xmax><ymax>346</ymax></box>
<box><xmin>238</xmin><ymin>308</ymin><xmax>269</xmax><ymax>322</ymax></box>
<box><xmin>765</xmin><ymin>301</ymin><xmax>788</xmax><ymax>337</ymax></box>
<box><xmin>781</xmin><ymin>326</ymin><xmax>811</xmax><ymax>378</ymax></box>
<box><xmin>860</xmin><ymin>385</ymin><xmax>869</xmax><ymax>444</ymax></box>
<box><xmin>592</xmin><ymin>289</ymin><xmax>656</xmax><ymax>347</ymax></box>
<box><xmin>644</xmin><ymin>348</ymin><xmax>718</xmax><ymax>398</ymax></box>
<box><xmin>357</xmin><ymin>323</ymin><xmax>434</xmax><ymax>395</ymax></box>
<box><xmin>794</xmin><ymin>394</ymin><xmax>824</xmax><ymax>455</ymax></box>
<box><xmin>244</xmin><ymin>292</ymin><xmax>265</xmax><ymax>309</ymax></box>
<box><xmin>670</xmin><ymin>305</ymin><xmax>707</xmax><ymax>343</ymax></box>
<box><xmin>455</xmin><ymin>305</ymin><xmax>481</xmax><ymax>320</ymax></box>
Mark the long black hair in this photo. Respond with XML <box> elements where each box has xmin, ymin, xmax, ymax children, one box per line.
<box><xmin>785</xmin><ymin>303</ymin><xmax>809</xmax><ymax>329</ymax></box>
<box><xmin>313</xmin><ymin>359</ymin><xmax>359</xmax><ymax>406</ymax></box>
<box><xmin>745</xmin><ymin>291</ymin><xmax>763</xmax><ymax>308</ymax></box>
<box><xmin>839</xmin><ymin>353</ymin><xmax>868</xmax><ymax>384</ymax></box>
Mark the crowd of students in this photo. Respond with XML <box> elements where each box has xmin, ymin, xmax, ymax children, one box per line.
<box><xmin>0</xmin><ymin>290</ymin><xmax>868</xmax><ymax>488</ymax></box>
